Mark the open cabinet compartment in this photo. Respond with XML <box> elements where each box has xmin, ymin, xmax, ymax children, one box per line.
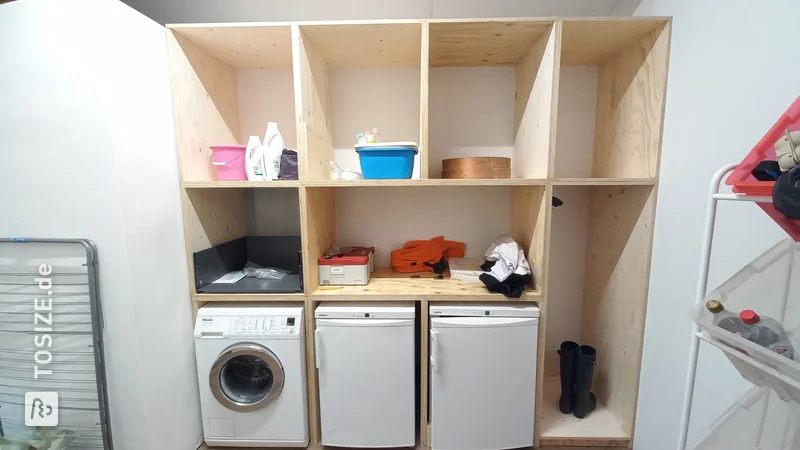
<box><xmin>295</xmin><ymin>23</ymin><xmax>425</xmax><ymax>181</ymax></box>
<box><xmin>183</xmin><ymin>187</ymin><xmax>303</xmax><ymax>300</ymax></box>
<box><xmin>554</xmin><ymin>19</ymin><xmax>670</xmax><ymax>181</ymax></box>
<box><xmin>167</xmin><ymin>24</ymin><xmax>299</xmax><ymax>183</ymax></box>
<box><xmin>301</xmin><ymin>185</ymin><xmax>548</xmax><ymax>300</ymax></box>
<box><xmin>541</xmin><ymin>183</ymin><xmax>657</xmax><ymax>446</ymax></box>
<box><xmin>428</xmin><ymin>20</ymin><xmax>557</xmax><ymax>180</ymax></box>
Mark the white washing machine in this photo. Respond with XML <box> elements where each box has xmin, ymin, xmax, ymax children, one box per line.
<box><xmin>315</xmin><ymin>302</ymin><xmax>416</xmax><ymax>448</ymax></box>
<box><xmin>194</xmin><ymin>304</ymin><xmax>308</xmax><ymax>447</ymax></box>
<box><xmin>429</xmin><ymin>304</ymin><xmax>539</xmax><ymax>450</ymax></box>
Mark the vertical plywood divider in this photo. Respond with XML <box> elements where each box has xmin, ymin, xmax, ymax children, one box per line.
<box><xmin>513</xmin><ymin>23</ymin><xmax>559</xmax><ymax>179</ymax></box>
<box><xmin>511</xmin><ymin>185</ymin><xmax>551</xmax><ymax>446</ymax></box>
<box><xmin>304</xmin><ymin>299</ymin><xmax>321</xmax><ymax>444</ymax></box>
<box><xmin>419</xmin><ymin>23</ymin><xmax>430</xmax><ymax>179</ymax></box>
<box><xmin>592</xmin><ymin>24</ymin><xmax>669</xmax><ymax>179</ymax></box>
<box><xmin>299</xmin><ymin>185</ymin><xmax>334</xmax><ymax>444</ymax></box>
<box><xmin>419</xmin><ymin>299</ymin><xmax>430</xmax><ymax>447</ymax></box>
<box><xmin>293</xmin><ymin>26</ymin><xmax>333</xmax><ymax>181</ymax></box>
<box><xmin>300</xmin><ymin>187</ymin><xmax>335</xmax><ymax>294</ymax></box>
<box><xmin>167</xmin><ymin>31</ymin><xmax>240</xmax><ymax>182</ymax></box>
<box><xmin>580</xmin><ymin>185</ymin><xmax>656</xmax><ymax>433</ymax></box>
<box><xmin>510</xmin><ymin>185</ymin><xmax>550</xmax><ymax>293</ymax></box>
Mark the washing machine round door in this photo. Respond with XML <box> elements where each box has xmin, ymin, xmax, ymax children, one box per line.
<box><xmin>209</xmin><ymin>343</ymin><xmax>284</xmax><ymax>412</ymax></box>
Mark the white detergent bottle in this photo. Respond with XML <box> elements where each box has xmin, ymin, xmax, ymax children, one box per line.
<box><xmin>245</xmin><ymin>135</ymin><xmax>265</xmax><ymax>181</ymax></box>
<box><xmin>263</xmin><ymin>122</ymin><xmax>286</xmax><ymax>181</ymax></box>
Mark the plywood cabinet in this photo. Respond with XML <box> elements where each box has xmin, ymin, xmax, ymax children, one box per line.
<box><xmin>167</xmin><ymin>17</ymin><xmax>671</xmax><ymax>448</ymax></box>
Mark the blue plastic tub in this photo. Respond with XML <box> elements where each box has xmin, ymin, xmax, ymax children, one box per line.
<box><xmin>355</xmin><ymin>145</ymin><xmax>418</xmax><ymax>179</ymax></box>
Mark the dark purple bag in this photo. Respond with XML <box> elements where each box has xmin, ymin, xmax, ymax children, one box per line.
<box><xmin>279</xmin><ymin>149</ymin><xmax>298</xmax><ymax>180</ymax></box>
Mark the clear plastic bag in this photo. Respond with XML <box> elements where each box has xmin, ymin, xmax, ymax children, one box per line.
<box><xmin>242</xmin><ymin>261</ymin><xmax>290</xmax><ymax>280</ymax></box>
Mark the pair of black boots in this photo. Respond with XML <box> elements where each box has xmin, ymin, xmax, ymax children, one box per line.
<box><xmin>558</xmin><ymin>341</ymin><xmax>597</xmax><ymax>419</ymax></box>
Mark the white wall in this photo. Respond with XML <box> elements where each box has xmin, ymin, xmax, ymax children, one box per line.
<box><xmin>331</xmin><ymin>68</ymin><xmax>422</xmax><ymax>178</ymax></box>
<box><xmin>250</xmin><ymin>189</ymin><xmax>303</xmax><ymax>236</ymax></box>
<box><xmin>335</xmin><ymin>187</ymin><xmax>511</xmax><ymax>266</ymax></box>
<box><xmin>237</xmin><ymin>69</ymin><xmax>298</xmax><ymax>149</ymax></box>
<box><xmin>554</xmin><ymin>66</ymin><xmax>598</xmax><ymax>178</ymax></box>
<box><xmin>0</xmin><ymin>1</ymin><xmax>202</xmax><ymax>449</ymax></box>
<box><xmin>429</xmin><ymin>67</ymin><xmax>515</xmax><ymax>178</ymax></box>
<box><xmin>633</xmin><ymin>1</ymin><xmax>800</xmax><ymax>449</ymax></box>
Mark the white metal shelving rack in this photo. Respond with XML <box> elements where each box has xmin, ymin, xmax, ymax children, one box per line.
<box><xmin>677</xmin><ymin>164</ymin><xmax>800</xmax><ymax>450</ymax></box>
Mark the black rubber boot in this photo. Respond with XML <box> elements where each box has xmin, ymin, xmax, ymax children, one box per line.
<box><xmin>558</xmin><ymin>341</ymin><xmax>579</xmax><ymax>414</ymax></box>
<box><xmin>573</xmin><ymin>345</ymin><xmax>597</xmax><ymax>419</ymax></box>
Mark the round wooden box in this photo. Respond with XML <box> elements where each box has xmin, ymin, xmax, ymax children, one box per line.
<box><xmin>441</xmin><ymin>157</ymin><xmax>511</xmax><ymax>179</ymax></box>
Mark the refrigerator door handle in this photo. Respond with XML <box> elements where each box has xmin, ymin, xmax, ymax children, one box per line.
<box><xmin>430</xmin><ymin>331</ymin><xmax>440</xmax><ymax>371</ymax></box>
<box><xmin>315</xmin><ymin>329</ymin><xmax>322</xmax><ymax>369</ymax></box>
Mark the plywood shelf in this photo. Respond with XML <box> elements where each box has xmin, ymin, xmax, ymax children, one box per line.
<box><xmin>551</xmin><ymin>178</ymin><xmax>657</xmax><ymax>186</ymax></box>
<box><xmin>309</xmin><ymin>268</ymin><xmax>541</xmax><ymax>301</ymax></box>
<box><xmin>183</xmin><ymin>180</ymin><xmax>302</xmax><ymax>188</ymax></box>
<box><xmin>184</xmin><ymin>179</ymin><xmax>649</xmax><ymax>188</ymax></box>
<box><xmin>193</xmin><ymin>293</ymin><xmax>306</xmax><ymax>303</ymax></box>
<box><xmin>303</xmin><ymin>178</ymin><xmax>547</xmax><ymax>187</ymax></box>
<box><xmin>539</xmin><ymin>376</ymin><xmax>631</xmax><ymax>447</ymax></box>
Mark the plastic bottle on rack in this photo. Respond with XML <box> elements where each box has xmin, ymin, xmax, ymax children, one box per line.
<box><xmin>739</xmin><ymin>310</ymin><xmax>797</xmax><ymax>360</ymax></box>
<box><xmin>706</xmin><ymin>300</ymin><xmax>751</xmax><ymax>339</ymax></box>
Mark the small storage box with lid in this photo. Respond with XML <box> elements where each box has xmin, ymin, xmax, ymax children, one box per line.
<box><xmin>690</xmin><ymin>238</ymin><xmax>800</xmax><ymax>403</ymax></box>
<box><xmin>318</xmin><ymin>247</ymin><xmax>375</xmax><ymax>286</ymax></box>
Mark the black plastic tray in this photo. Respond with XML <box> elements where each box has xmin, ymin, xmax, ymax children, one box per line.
<box><xmin>194</xmin><ymin>236</ymin><xmax>303</xmax><ymax>293</ymax></box>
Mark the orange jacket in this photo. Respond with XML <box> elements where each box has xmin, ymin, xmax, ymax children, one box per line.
<box><xmin>390</xmin><ymin>236</ymin><xmax>465</xmax><ymax>273</ymax></box>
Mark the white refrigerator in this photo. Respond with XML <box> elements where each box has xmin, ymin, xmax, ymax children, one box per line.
<box><xmin>315</xmin><ymin>302</ymin><xmax>416</xmax><ymax>448</ymax></box>
<box><xmin>429</xmin><ymin>304</ymin><xmax>539</xmax><ymax>450</ymax></box>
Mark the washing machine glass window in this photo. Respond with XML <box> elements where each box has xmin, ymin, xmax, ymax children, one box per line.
<box><xmin>209</xmin><ymin>343</ymin><xmax>285</xmax><ymax>412</ymax></box>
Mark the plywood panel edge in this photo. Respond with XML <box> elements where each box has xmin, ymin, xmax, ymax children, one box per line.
<box><xmin>420</xmin><ymin>299</ymin><xmax>430</xmax><ymax>447</ymax></box>
<box><xmin>294</xmin><ymin>27</ymin><xmax>333</xmax><ymax>181</ymax></box>
<box><xmin>534</xmin><ymin>296</ymin><xmax>549</xmax><ymax>447</ymax></box>
<box><xmin>180</xmin><ymin>188</ymin><xmax>199</xmax><ymax>299</ymax></box>
<box><xmin>292</xmin><ymin>25</ymin><xmax>307</xmax><ymax>180</ymax></box>
<box><xmin>166</xmin><ymin>30</ymin><xmax>240</xmax><ymax>182</ymax></box>
<box><xmin>419</xmin><ymin>23</ymin><xmax>430</xmax><ymax>179</ymax></box>
<box><xmin>580</xmin><ymin>185</ymin><xmax>655</xmax><ymax>434</ymax></box>
<box><xmin>651</xmin><ymin>21</ymin><xmax>673</xmax><ymax>181</ymax></box>
<box><xmin>547</xmin><ymin>22</ymin><xmax>563</xmax><ymax>179</ymax></box>
<box><xmin>513</xmin><ymin>24</ymin><xmax>557</xmax><ymax>178</ymax></box>
<box><xmin>625</xmin><ymin>183</ymin><xmax>662</xmax><ymax>442</ymax></box>
<box><xmin>304</xmin><ymin>299</ymin><xmax>321</xmax><ymax>444</ymax></box>
<box><xmin>532</xmin><ymin>184</ymin><xmax>552</xmax><ymax>447</ymax></box>
<box><xmin>622</xmin><ymin>24</ymin><xmax>670</xmax><ymax>440</ymax></box>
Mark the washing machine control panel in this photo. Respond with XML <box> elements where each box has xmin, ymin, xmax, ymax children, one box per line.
<box><xmin>229</xmin><ymin>316</ymin><xmax>300</xmax><ymax>336</ymax></box>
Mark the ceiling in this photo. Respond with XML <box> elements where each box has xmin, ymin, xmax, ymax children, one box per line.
<box><xmin>122</xmin><ymin>0</ymin><xmax>642</xmax><ymax>25</ymax></box>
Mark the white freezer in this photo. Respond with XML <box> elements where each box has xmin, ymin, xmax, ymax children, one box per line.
<box><xmin>315</xmin><ymin>302</ymin><xmax>416</xmax><ymax>448</ymax></box>
<box><xmin>429</xmin><ymin>304</ymin><xmax>539</xmax><ymax>450</ymax></box>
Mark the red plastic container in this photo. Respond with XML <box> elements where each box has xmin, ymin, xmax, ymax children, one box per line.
<box><xmin>726</xmin><ymin>96</ymin><xmax>800</xmax><ymax>241</ymax></box>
